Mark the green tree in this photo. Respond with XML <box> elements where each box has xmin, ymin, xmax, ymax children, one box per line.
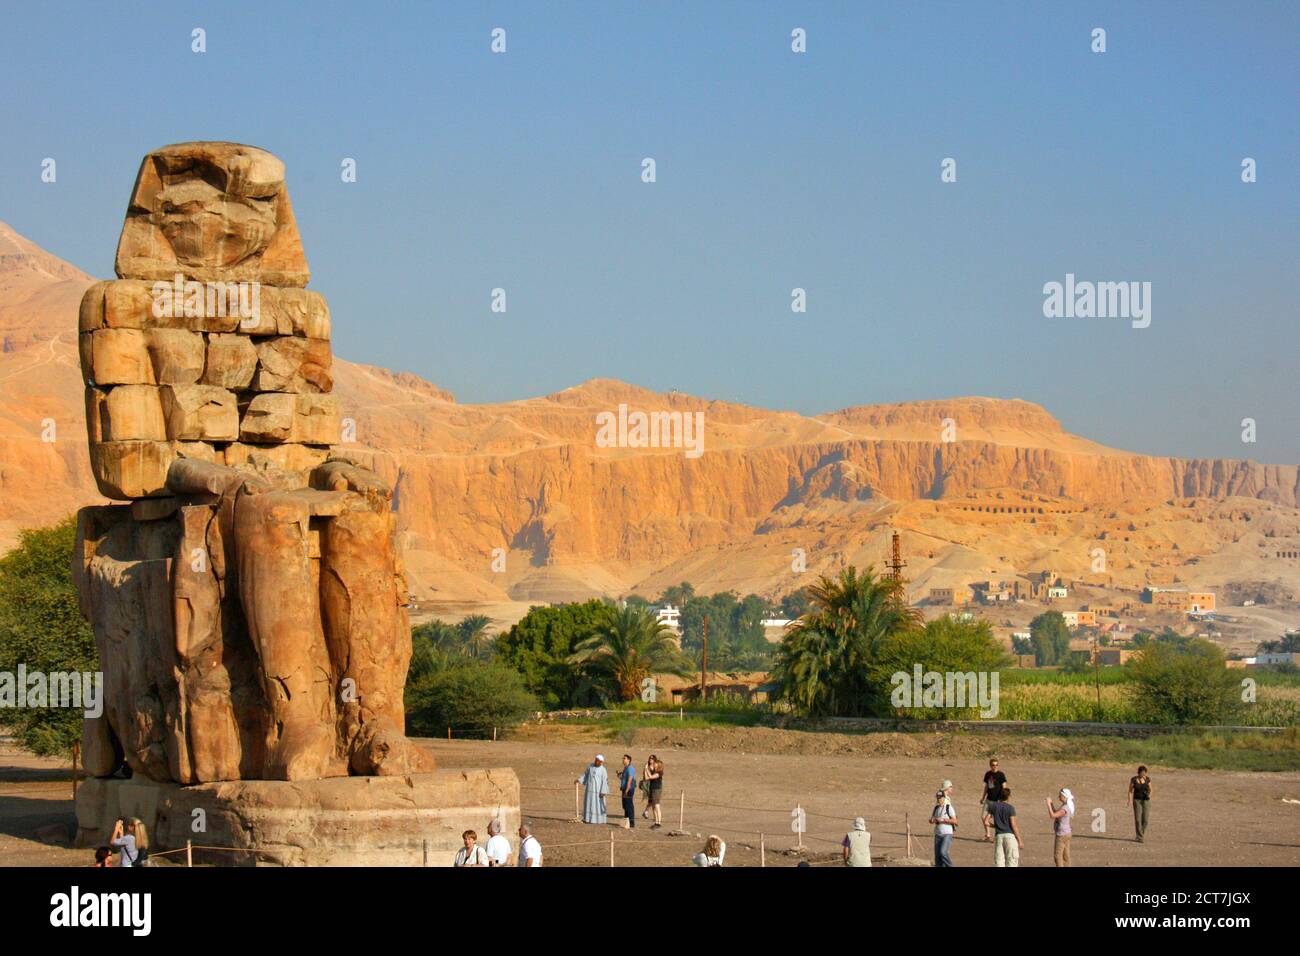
<box><xmin>1061</xmin><ymin>651</ymin><xmax>1092</xmax><ymax>674</ymax></box>
<box><xmin>493</xmin><ymin>600</ymin><xmax>613</xmax><ymax>709</ymax></box>
<box><xmin>404</xmin><ymin>651</ymin><xmax>539</xmax><ymax>736</ymax></box>
<box><xmin>412</xmin><ymin>619</ymin><xmax>462</xmax><ymax>655</ymax></box>
<box><xmin>457</xmin><ymin>614</ymin><xmax>493</xmax><ymax>658</ymax></box>
<box><xmin>779</xmin><ymin>588</ymin><xmax>811</xmax><ymax>619</ymax></box>
<box><xmin>870</xmin><ymin>616</ymin><xmax>1012</xmax><ymax>718</ymax></box>
<box><xmin>1125</xmin><ymin>639</ymin><xmax>1242</xmax><ymax>725</ymax></box>
<box><xmin>569</xmin><ymin>605</ymin><xmax>688</xmax><ymax>701</ymax></box>
<box><xmin>0</xmin><ymin>518</ymin><xmax>97</xmax><ymax>756</ymax></box>
<box><xmin>659</xmin><ymin>582</ymin><xmax>695</xmax><ymax>606</ymax></box>
<box><xmin>1258</xmin><ymin>634</ymin><xmax>1300</xmax><ymax>654</ymax></box>
<box><xmin>676</xmin><ymin>590</ymin><xmax>772</xmax><ymax>665</ymax></box>
<box><xmin>772</xmin><ymin>566</ymin><xmax>920</xmax><ymax>717</ymax></box>
<box><xmin>1029</xmin><ymin>611</ymin><xmax>1071</xmax><ymax>666</ymax></box>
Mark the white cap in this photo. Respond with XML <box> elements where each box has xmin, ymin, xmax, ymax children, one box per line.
<box><xmin>595</xmin><ymin>754</ymin><xmax>604</xmax><ymax>762</ymax></box>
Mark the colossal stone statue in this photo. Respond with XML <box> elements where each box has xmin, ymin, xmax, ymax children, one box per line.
<box><xmin>73</xmin><ymin>142</ymin><xmax>433</xmax><ymax>783</ymax></box>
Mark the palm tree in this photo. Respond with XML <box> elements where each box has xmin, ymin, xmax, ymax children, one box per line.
<box><xmin>569</xmin><ymin>605</ymin><xmax>688</xmax><ymax>702</ymax></box>
<box><xmin>773</xmin><ymin>565</ymin><xmax>920</xmax><ymax>717</ymax></box>
<box><xmin>457</xmin><ymin>614</ymin><xmax>493</xmax><ymax>658</ymax></box>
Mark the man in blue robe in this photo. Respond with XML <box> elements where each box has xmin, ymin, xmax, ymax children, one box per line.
<box><xmin>578</xmin><ymin>754</ymin><xmax>609</xmax><ymax>824</ymax></box>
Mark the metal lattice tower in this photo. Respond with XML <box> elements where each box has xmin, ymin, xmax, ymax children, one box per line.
<box><xmin>885</xmin><ymin>530</ymin><xmax>907</xmax><ymax>582</ymax></box>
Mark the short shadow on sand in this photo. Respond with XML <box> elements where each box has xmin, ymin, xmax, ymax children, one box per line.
<box><xmin>0</xmin><ymin>794</ymin><xmax>76</xmax><ymax>842</ymax></box>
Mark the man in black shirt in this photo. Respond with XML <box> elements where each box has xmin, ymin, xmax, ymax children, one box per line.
<box><xmin>981</xmin><ymin>758</ymin><xmax>1007</xmax><ymax>842</ymax></box>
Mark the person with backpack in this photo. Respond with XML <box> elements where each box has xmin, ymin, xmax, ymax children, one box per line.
<box><xmin>930</xmin><ymin>780</ymin><xmax>958</xmax><ymax>867</ymax></box>
<box><xmin>110</xmin><ymin>817</ymin><xmax>149</xmax><ymax>868</ymax></box>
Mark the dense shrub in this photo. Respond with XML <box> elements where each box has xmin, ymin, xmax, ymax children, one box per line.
<box><xmin>1126</xmin><ymin>638</ymin><xmax>1243</xmax><ymax>725</ymax></box>
<box><xmin>0</xmin><ymin>518</ymin><xmax>97</xmax><ymax>756</ymax></box>
<box><xmin>404</xmin><ymin>649</ymin><xmax>539</xmax><ymax>736</ymax></box>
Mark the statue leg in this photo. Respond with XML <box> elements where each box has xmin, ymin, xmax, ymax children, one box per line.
<box><xmin>320</xmin><ymin>500</ymin><xmax>433</xmax><ymax>775</ymax></box>
<box><xmin>234</xmin><ymin>490</ymin><xmax>343</xmax><ymax>780</ymax></box>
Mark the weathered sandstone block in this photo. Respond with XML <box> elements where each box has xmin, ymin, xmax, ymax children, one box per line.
<box><xmin>88</xmin><ymin>440</ymin><xmax>217</xmax><ymax>499</ymax></box>
<box><xmin>145</xmin><ymin>329</ymin><xmax>206</xmax><ymax>384</ymax></box>
<box><xmin>240</xmin><ymin>392</ymin><xmax>340</xmax><ymax>444</ymax></box>
<box><xmin>97</xmin><ymin>384</ymin><xmax>167</xmax><ymax>442</ymax></box>
<box><xmin>202</xmin><ymin>333</ymin><xmax>258</xmax><ymax>388</ymax></box>
<box><xmin>160</xmin><ymin>384</ymin><xmax>239</xmax><ymax>441</ymax></box>
<box><xmin>223</xmin><ymin>441</ymin><xmax>330</xmax><ymax>477</ymax></box>
<box><xmin>252</xmin><ymin>336</ymin><xmax>332</xmax><ymax>393</ymax></box>
<box><xmin>78</xmin><ymin>281</ymin><xmax>108</xmax><ymax>332</ymax></box>
<box><xmin>237</xmin><ymin>287</ymin><xmax>331</xmax><ymax>339</ymax></box>
<box><xmin>80</xmin><ymin>279</ymin><xmax>246</xmax><ymax>334</ymax></box>
<box><xmin>82</xmin><ymin>328</ymin><xmax>155</xmax><ymax>385</ymax></box>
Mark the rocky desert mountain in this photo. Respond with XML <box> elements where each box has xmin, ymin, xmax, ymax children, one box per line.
<box><xmin>2</xmin><ymin>219</ymin><xmax>1298</xmax><ymax>628</ymax></box>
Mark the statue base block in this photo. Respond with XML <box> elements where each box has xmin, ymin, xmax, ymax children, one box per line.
<box><xmin>75</xmin><ymin>770</ymin><xmax>521</xmax><ymax>867</ymax></box>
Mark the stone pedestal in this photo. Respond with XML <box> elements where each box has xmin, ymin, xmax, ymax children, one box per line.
<box><xmin>75</xmin><ymin>769</ymin><xmax>520</xmax><ymax>867</ymax></box>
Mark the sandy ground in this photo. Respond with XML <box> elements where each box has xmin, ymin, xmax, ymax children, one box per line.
<box><xmin>3</xmin><ymin>729</ymin><xmax>1298</xmax><ymax>868</ymax></box>
<box><xmin>425</xmin><ymin>728</ymin><xmax>1300</xmax><ymax>868</ymax></box>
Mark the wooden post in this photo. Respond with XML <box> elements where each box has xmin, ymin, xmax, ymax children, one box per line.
<box><xmin>678</xmin><ymin>791</ymin><xmax>685</xmax><ymax>830</ymax></box>
<box><xmin>447</xmin><ymin>726</ymin><xmax>452</xmax><ymax>740</ymax></box>
<box><xmin>678</xmin><ymin>707</ymin><xmax>683</xmax><ymax>721</ymax></box>
<box><xmin>493</xmin><ymin>726</ymin><xmax>497</xmax><ymax>742</ymax></box>
<box><xmin>906</xmin><ymin>812</ymin><xmax>912</xmax><ymax>858</ymax></box>
<box><xmin>422</xmin><ymin>838</ymin><xmax>428</xmax><ymax>867</ymax></box>
<box><xmin>71</xmin><ymin>742</ymin><xmax>79</xmax><ymax>802</ymax></box>
<box><xmin>700</xmin><ymin>617</ymin><xmax>709</xmax><ymax>703</ymax></box>
<box><xmin>609</xmin><ymin>829</ymin><xmax>615</xmax><ymax>867</ymax></box>
<box><xmin>186</xmin><ymin>839</ymin><xmax>192</xmax><ymax>868</ymax></box>
<box><xmin>760</xmin><ymin>832</ymin><xmax>766</xmax><ymax>868</ymax></box>
<box><xmin>797</xmin><ymin>803</ymin><xmax>803</xmax><ymax>849</ymax></box>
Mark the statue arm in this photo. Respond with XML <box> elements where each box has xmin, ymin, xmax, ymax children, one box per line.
<box><xmin>311</xmin><ymin>458</ymin><xmax>391</xmax><ymax>499</ymax></box>
<box><xmin>166</xmin><ymin>458</ymin><xmax>270</xmax><ymax>497</ymax></box>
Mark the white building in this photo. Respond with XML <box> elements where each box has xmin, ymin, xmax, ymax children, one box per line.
<box><xmin>1256</xmin><ymin>652</ymin><xmax>1300</xmax><ymax>666</ymax></box>
<box><xmin>655</xmin><ymin>605</ymin><xmax>681</xmax><ymax>630</ymax></box>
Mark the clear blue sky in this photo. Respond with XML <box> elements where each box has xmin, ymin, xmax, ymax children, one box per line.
<box><xmin>2</xmin><ymin>1</ymin><xmax>1295</xmax><ymax>462</ymax></box>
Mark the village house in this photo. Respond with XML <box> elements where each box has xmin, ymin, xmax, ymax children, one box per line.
<box><xmin>1143</xmin><ymin>588</ymin><xmax>1216</xmax><ymax>614</ymax></box>
<box><xmin>1096</xmin><ymin>648</ymin><xmax>1137</xmax><ymax>666</ymax></box>
<box><xmin>928</xmin><ymin>587</ymin><xmax>969</xmax><ymax>606</ymax></box>
<box><xmin>651</xmin><ymin>671</ymin><xmax>773</xmax><ymax>705</ymax></box>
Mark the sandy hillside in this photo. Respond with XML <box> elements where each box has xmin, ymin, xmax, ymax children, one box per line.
<box><xmin>0</xmin><ymin>220</ymin><xmax>1297</xmax><ymax>636</ymax></box>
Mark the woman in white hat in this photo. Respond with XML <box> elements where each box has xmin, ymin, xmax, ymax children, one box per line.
<box><xmin>1046</xmin><ymin>787</ymin><xmax>1075</xmax><ymax>866</ymax></box>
